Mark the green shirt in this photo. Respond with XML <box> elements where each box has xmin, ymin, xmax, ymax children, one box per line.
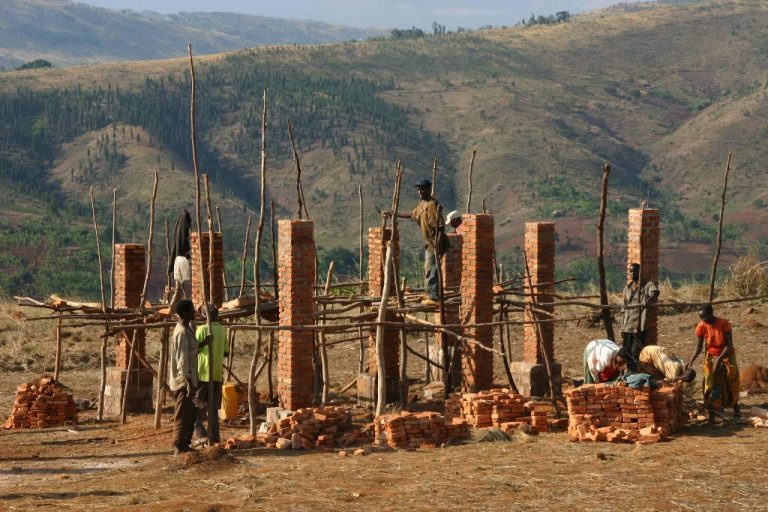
<box><xmin>196</xmin><ymin>322</ymin><xmax>228</xmax><ymax>383</ymax></box>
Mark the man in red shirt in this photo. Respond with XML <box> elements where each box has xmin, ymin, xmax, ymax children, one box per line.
<box><xmin>687</xmin><ymin>304</ymin><xmax>740</xmax><ymax>422</ymax></box>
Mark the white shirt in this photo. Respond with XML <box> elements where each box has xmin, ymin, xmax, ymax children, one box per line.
<box><xmin>584</xmin><ymin>339</ymin><xmax>620</xmax><ymax>383</ymax></box>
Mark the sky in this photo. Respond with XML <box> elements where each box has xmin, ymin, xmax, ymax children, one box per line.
<box><xmin>78</xmin><ymin>0</ymin><xmax>634</xmax><ymax>29</ymax></box>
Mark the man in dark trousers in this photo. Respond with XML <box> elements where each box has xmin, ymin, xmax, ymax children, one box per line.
<box><xmin>170</xmin><ymin>299</ymin><xmax>199</xmax><ymax>455</ymax></box>
<box><xmin>394</xmin><ymin>179</ymin><xmax>449</xmax><ymax>306</ymax></box>
<box><xmin>620</xmin><ymin>262</ymin><xmax>660</xmax><ymax>371</ymax></box>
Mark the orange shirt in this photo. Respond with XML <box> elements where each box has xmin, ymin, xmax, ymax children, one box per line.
<box><xmin>695</xmin><ymin>318</ymin><xmax>732</xmax><ymax>357</ymax></box>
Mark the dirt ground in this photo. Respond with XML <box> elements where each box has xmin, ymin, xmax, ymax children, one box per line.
<box><xmin>1</xmin><ymin>302</ymin><xmax>768</xmax><ymax>511</ymax></box>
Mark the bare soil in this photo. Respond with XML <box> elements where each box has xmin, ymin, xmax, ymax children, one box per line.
<box><xmin>1</xmin><ymin>303</ymin><xmax>768</xmax><ymax>511</ymax></box>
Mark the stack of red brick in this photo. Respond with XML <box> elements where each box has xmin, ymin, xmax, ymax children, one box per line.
<box><xmin>447</xmin><ymin>388</ymin><xmax>558</xmax><ymax>433</ymax></box>
<box><xmin>566</xmin><ymin>382</ymin><xmax>682</xmax><ymax>444</ymax></box>
<box><xmin>225</xmin><ymin>406</ymin><xmax>352</xmax><ymax>450</ymax></box>
<box><xmin>373</xmin><ymin>411</ymin><xmax>470</xmax><ymax>450</ymax></box>
<box><xmin>4</xmin><ymin>377</ymin><xmax>77</xmax><ymax>429</ymax></box>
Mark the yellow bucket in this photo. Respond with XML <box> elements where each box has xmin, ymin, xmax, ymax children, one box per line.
<box><xmin>220</xmin><ymin>382</ymin><xmax>239</xmax><ymax>420</ymax></box>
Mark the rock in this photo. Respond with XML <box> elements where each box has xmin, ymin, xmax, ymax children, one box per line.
<box><xmin>276</xmin><ymin>438</ymin><xmax>292</xmax><ymax>450</ymax></box>
<box><xmin>353</xmin><ymin>448</ymin><xmax>366</xmax><ymax>456</ymax></box>
<box><xmin>338</xmin><ymin>450</ymin><xmax>348</xmax><ymax>457</ymax></box>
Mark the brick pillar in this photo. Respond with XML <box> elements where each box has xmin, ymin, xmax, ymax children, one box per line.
<box><xmin>190</xmin><ymin>232</ymin><xmax>224</xmax><ymax>308</ymax></box>
<box><xmin>105</xmin><ymin>244</ymin><xmax>152</xmax><ymax>416</ymax></box>
<box><xmin>113</xmin><ymin>244</ymin><xmax>146</xmax><ymax>370</ymax></box>
<box><xmin>366</xmin><ymin>227</ymin><xmax>400</xmax><ymax>400</ymax></box>
<box><xmin>435</xmin><ymin>233</ymin><xmax>462</xmax><ymax>383</ymax></box>
<box><xmin>277</xmin><ymin>220</ymin><xmax>316</xmax><ymax>411</ymax></box>
<box><xmin>368</xmin><ymin>227</ymin><xmax>399</xmax><ymax>297</ymax></box>
<box><xmin>627</xmin><ymin>208</ymin><xmax>660</xmax><ymax>346</ymax></box>
<box><xmin>460</xmin><ymin>215</ymin><xmax>494</xmax><ymax>392</ymax></box>
<box><xmin>523</xmin><ymin>222</ymin><xmax>555</xmax><ymax>364</ymax></box>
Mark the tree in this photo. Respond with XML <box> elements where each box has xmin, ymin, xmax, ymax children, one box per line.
<box><xmin>15</xmin><ymin>59</ymin><xmax>53</xmax><ymax>71</ymax></box>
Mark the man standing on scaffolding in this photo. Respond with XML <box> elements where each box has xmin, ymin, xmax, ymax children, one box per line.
<box><xmin>394</xmin><ymin>179</ymin><xmax>449</xmax><ymax>306</ymax></box>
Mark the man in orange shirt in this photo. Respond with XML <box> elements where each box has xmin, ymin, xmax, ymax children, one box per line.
<box><xmin>687</xmin><ymin>304</ymin><xmax>740</xmax><ymax>422</ymax></box>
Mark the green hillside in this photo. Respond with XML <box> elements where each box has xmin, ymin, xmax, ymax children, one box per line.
<box><xmin>0</xmin><ymin>0</ymin><xmax>383</xmax><ymax>69</ymax></box>
<box><xmin>1</xmin><ymin>0</ymin><xmax>767</xmax><ymax>298</ymax></box>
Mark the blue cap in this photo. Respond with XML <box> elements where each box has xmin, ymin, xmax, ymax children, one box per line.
<box><xmin>414</xmin><ymin>179</ymin><xmax>432</xmax><ymax>189</ymax></box>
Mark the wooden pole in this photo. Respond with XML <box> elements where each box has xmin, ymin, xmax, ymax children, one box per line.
<box><xmin>267</xmin><ymin>330</ymin><xmax>275</xmax><ymax>402</ymax></box>
<box><xmin>215</xmin><ymin>206</ymin><xmax>230</xmax><ymax>302</ymax></box>
<box><xmin>465</xmin><ymin>147</ymin><xmax>477</xmax><ymax>214</ymax></box>
<box><xmin>110</xmin><ymin>187</ymin><xmax>117</xmax><ymax>309</ymax></box>
<box><xmin>270</xmin><ymin>200</ymin><xmax>279</xmax><ymax>300</ymax></box>
<box><xmin>288</xmin><ymin>120</ymin><xmax>304</xmax><ymax>220</ymax></box>
<box><xmin>53</xmin><ymin>314</ymin><xmax>62</xmax><ymax>381</ymax></box>
<box><xmin>523</xmin><ymin>251</ymin><xmax>560</xmax><ymax>415</ymax></box>
<box><xmin>497</xmin><ymin>303</ymin><xmax>518</xmax><ymax>393</ymax></box>
<box><xmin>597</xmin><ymin>164</ymin><xmax>615</xmax><ymax>341</ymax></box>
<box><xmin>431</xmin><ymin>157</ymin><xmax>437</xmax><ymax>196</ymax></box>
<box><xmin>357</xmin><ymin>183</ymin><xmax>365</xmax><ymax>375</ymax></box>
<box><xmin>89</xmin><ymin>187</ymin><xmax>109</xmax><ymax>421</ymax></box>
<box><xmin>320</xmin><ymin>262</ymin><xmax>335</xmax><ymax>404</ymax></box>
<box><xmin>249</xmin><ymin>89</ymin><xmax>268</xmax><ymax>436</ymax></box>
<box><xmin>188</xmin><ymin>44</ymin><xmax>216</xmax><ymax>433</ymax></box>
<box><xmin>203</xmin><ymin>174</ymin><xmax>217</xmax><ymax>438</ymax></box>
<box><xmin>121</xmin><ymin>171</ymin><xmax>158</xmax><ymax>424</ymax></box>
<box><xmin>154</xmin><ymin>326</ymin><xmax>169</xmax><ymax>429</ymax></box>
<box><xmin>239</xmin><ymin>215</ymin><xmax>252</xmax><ymax>297</ymax></box>
<box><xmin>164</xmin><ymin>218</ymin><xmax>171</xmax><ymax>303</ymax></box>
<box><xmin>374</xmin><ymin>165</ymin><xmax>402</xmax><ymax>416</ymax></box>
<box><xmin>709</xmin><ymin>152</ymin><xmax>732</xmax><ymax>302</ymax></box>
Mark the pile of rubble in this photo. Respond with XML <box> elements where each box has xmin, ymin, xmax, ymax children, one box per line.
<box><xmin>445</xmin><ymin>388</ymin><xmax>558</xmax><ymax>434</ymax></box>
<box><xmin>3</xmin><ymin>377</ymin><xmax>77</xmax><ymax>429</ymax></box>
<box><xmin>566</xmin><ymin>382</ymin><xmax>682</xmax><ymax>444</ymax></box>
<box><xmin>373</xmin><ymin>411</ymin><xmax>470</xmax><ymax>450</ymax></box>
<box><xmin>225</xmin><ymin>406</ymin><xmax>356</xmax><ymax>450</ymax></box>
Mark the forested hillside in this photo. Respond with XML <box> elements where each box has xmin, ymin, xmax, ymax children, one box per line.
<box><xmin>1</xmin><ymin>0</ymin><xmax>768</xmax><ymax>298</ymax></box>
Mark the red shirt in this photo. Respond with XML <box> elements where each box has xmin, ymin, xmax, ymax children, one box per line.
<box><xmin>600</xmin><ymin>365</ymin><xmax>620</xmax><ymax>383</ymax></box>
<box><xmin>695</xmin><ymin>318</ymin><xmax>732</xmax><ymax>357</ymax></box>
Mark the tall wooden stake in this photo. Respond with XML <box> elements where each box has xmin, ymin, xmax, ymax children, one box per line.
<box><xmin>358</xmin><ymin>183</ymin><xmax>365</xmax><ymax>374</ymax></box>
<box><xmin>465</xmin><ymin>147</ymin><xmax>477</xmax><ymax>214</ymax></box>
<box><xmin>122</xmin><ymin>171</ymin><xmax>158</xmax><ymax>424</ymax></box>
<box><xmin>164</xmin><ymin>218</ymin><xmax>171</xmax><ymax>303</ymax></box>
<box><xmin>239</xmin><ymin>215</ymin><xmax>252</xmax><ymax>297</ymax></box>
<box><xmin>90</xmin><ymin>187</ymin><xmax>108</xmax><ymax>421</ymax></box>
<box><xmin>270</xmin><ymin>200</ymin><xmax>279</xmax><ymax>300</ymax></box>
<box><xmin>431</xmin><ymin>158</ymin><xmax>437</xmax><ymax>196</ymax></box>
<box><xmin>215</xmin><ymin>206</ymin><xmax>230</xmax><ymax>302</ymax></box>
<box><xmin>188</xmin><ymin>44</ymin><xmax>216</xmax><ymax>432</ymax></box>
<box><xmin>203</xmin><ymin>174</ymin><xmax>217</xmax><ymax>436</ymax></box>
<box><xmin>597</xmin><ymin>164</ymin><xmax>615</xmax><ymax>341</ymax></box>
<box><xmin>320</xmin><ymin>262</ymin><xmax>335</xmax><ymax>404</ymax></box>
<box><xmin>110</xmin><ymin>187</ymin><xmax>117</xmax><ymax>308</ymax></box>
<box><xmin>154</xmin><ymin>326</ymin><xmax>169</xmax><ymax>429</ymax></box>
<box><xmin>54</xmin><ymin>314</ymin><xmax>62</xmax><ymax>381</ymax></box>
<box><xmin>249</xmin><ymin>89</ymin><xmax>268</xmax><ymax>436</ymax></box>
<box><xmin>709</xmin><ymin>152</ymin><xmax>732</xmax><ymax>302</ymax></box>
<box><xmin>288</xmin><ymin>120</ymin><xmax>304</xmax><ymax>219</ymax></box>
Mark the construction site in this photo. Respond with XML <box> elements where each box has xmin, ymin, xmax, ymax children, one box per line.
<box><xmin>2</xmin><ymin>34</ymin><xmax>768</xmax><ymax>511</ymax></box>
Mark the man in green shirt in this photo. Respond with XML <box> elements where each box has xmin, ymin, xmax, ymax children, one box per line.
<box><xmin>193</xmin><ymin>304</ymin><xmax>228</xmax><ymax>445</ymax></box>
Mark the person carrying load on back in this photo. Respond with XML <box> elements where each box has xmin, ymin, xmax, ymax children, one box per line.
<box><xmin>168</xmin><ymin>208</ymin><xmax>192</xmax><ymax>305</ymax></box>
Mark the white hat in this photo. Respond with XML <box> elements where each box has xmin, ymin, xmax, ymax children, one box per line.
<box><xmin>446</xmin><ymin>211</ymin><xmax>460</xmax><ymax>224</ymax></box>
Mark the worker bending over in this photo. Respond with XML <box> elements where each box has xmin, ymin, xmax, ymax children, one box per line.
<box><xmin>583</xmin><ymin>339</ymin><xmax>629</xmax><ymax>384</ymax></box>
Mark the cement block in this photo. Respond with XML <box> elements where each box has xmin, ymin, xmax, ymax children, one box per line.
<box><xmin>509</xmin><ymin>361</ymin><xmax>562</xmax><ymax>398</ymax></box>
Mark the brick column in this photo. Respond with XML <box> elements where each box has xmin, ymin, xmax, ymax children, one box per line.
<box><xmin>460</xmin><ymin>215</ymin><xmax>494</xmax><ymax>392</ymax></box>
<box><xmin>435</xmin><ymin>233</ymin><xmax>462</xmax><ymax>382</ymax></box>
<box><xmin>277</xmin><ymin>220</ymin><xmax>316</xmax><ymax>410</ymax></box>
<box><xmin>190</xmin><ymin>232</ymin><xmax>224</xmax><ymax>308</ymax></box>
<box><xmin>113</xmin><ymin>243</ymin><xmax>147</xmax><ymax>369</ymax></box>
<box><xmin>366</xmin><ymin>227</ymin><xmax>400</xmax><ymax>400</ymax></box>
<box><xmin>627</xmin><ymin>208</ymin><xmax>660</xmax><ymax>346</ymax></box>
<box><xmin>105</xmin><ymin>244</ymin><xmax>152</xmax><ymax>416</ymax></box>
<box><xmin>523</xmin><ymin>222</ymin><xmax>555</xmax><ymax>364</ymax></box>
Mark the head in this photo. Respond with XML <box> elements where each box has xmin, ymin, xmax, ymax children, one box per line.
<box><xmin>446</xmin><ymin>210</ymin><xmax>462</xmax><ymax>229</ymax></box>
<box><xmin>627</xmin><ymin>263</ymin><xmax>640</xmax><ymax>283</ymax></box>
<box><xmin>615</xmin><ymin>347</ymin><xmax>631</xmax><ymax>368</ymax></box>
<box><xmin>414</xmin><ymin>179</ymin><xmax>432</xmax><ymax>200</ymax></box>
<box><xmin>174</xmin><ymin>299</ymin><xmax>195</xmax><ymax>322</ymax></box>
<box><xmin>201</xmin><ymin>303</ymin><xmax>219</xmax><ymax>322</ymax></box>
<box><xmin>699</xmin><ymin>304</ymin><xmax>715</xmax><ymax>325</ymax></box>
<box><xmin>679</xmin><ymin>367</ymin><xmax>696</xmax><ymax>383</ymax></box>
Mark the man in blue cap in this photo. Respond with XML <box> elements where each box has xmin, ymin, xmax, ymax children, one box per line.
<box><xmin>394</xmin><ymin>179</ymin><xmax>449</xmax><ymax>305</ymax></box>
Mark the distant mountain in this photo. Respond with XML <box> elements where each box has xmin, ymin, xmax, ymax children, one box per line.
<box><xmin>0</xmin><ymin>0</ymin><xmax>385</xmax><ymax>69</ymax></box>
